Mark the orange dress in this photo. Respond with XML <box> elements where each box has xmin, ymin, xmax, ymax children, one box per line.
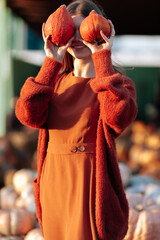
<box><xmin>40</xmin><ymin>71</ymin><xmax>99</xmax><ymax>240</ymax></box>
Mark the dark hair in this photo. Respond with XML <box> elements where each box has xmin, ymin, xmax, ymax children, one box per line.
<box><xmin>67</xmin><ymin>0</ymin><xmax>106</xmax><ymax>17</ymax></box>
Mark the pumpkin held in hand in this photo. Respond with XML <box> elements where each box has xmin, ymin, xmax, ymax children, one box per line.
<box><xmin>80</xmin><ymin>10</ymin><xmax>111</xmax><ymax>44</ymax></box>
<box><xmin>44</xmin><ymin>5</ymin><xmax>74</xmax><ymax>46</ymax></box>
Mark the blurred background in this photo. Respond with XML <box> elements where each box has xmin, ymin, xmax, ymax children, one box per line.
<box><xmin>0</xmin><ymin>1</ymin><xmax>160</xmax><ymax>238</ymax></box>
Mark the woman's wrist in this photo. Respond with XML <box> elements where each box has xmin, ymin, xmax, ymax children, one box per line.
<box><xmin>92</xmin><ymin>49</ymin><xmax>115</xmax><ymax>77</ymax></box>
<box><xmin>35</xmin><ymin>57</ymin><xmax>62</xmax><ymax>86</ymax></box>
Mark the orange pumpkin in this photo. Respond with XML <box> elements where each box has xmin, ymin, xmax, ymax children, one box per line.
<box><xmin>80</xmin><ymin>10</ymin><xmax>111</xmax><ymax>44</ymax></box>
<box><xmin>44</xmin><ymin>5</ymin><xmax>74</xmax><ymax>46</ymax></box>
<box><xmin>129</xmin><ymin>144</ymin><xmax>160</xmax><ymax>171</ymax></box>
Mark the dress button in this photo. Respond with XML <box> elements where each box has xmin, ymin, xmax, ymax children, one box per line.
<box><xmin>71</xmin><ymin>146</ymin><xmax>77</xmax><ymax>153</ymax></box>
<box><xmin>78</xmin><ymin>145</ymin><xmax>85</xmax><ymax>152</ymax></box>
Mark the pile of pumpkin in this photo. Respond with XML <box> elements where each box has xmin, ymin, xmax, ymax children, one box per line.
<box><xmin>116</xmin><ymin>120</ymin><xmax>160</xmax><ymax>179</ymax></box>
<box><xmin>0</xmin><ymin>127</ymin><xmax>38</xmax><ymax>188</ymax></box>
<box><xmin>1</xmin><ymin>167</ymin><xmax>160</xmax><ymax>240</ymax></box>
<box><xmin>117</xmin><ymin>120</ymin><xmax>160</xmax><ymax>239</ymax></box>
<box><xmin>0</xmin><ymin>169</ymin><xmax>44</xmax><ymax>240</ymax></box>
<box><xmin>119</xmin><ymin>162</ymin><xmax>160</xmax><ymax>239</ymax></box>
<box><xmin>0</xmin><ymin>119</ymin><xmax>160</xmax><ymax>239</ymax></box>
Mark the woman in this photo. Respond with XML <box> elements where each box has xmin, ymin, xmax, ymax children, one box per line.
<box><xmin>15</xmin><ymin>0</ymin><xmax>137</xmax><ymax>239</ymax></box>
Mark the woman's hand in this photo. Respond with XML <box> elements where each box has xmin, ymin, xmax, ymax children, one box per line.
<box><xmin>42</xmin><ymin>23</ymin><xmax>73</xmax><ymax>63</ymax></box>
<box><xmin>82</xmin><ymin>20</ymin><xmax>115</xmax><ymax>54</ymax></box>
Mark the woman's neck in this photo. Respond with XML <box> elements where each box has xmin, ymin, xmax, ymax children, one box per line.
<box><xmin>73</xmin><ymin>57</ymin><xmax>95</xmax><ymax>78</ymax></box>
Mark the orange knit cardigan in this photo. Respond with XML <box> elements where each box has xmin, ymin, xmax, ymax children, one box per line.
<box><xmin>15</xmin><ymin>49</ymin><xmax>137</xmax><ymax>240</ymax></box>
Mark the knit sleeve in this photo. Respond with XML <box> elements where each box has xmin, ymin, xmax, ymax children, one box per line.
<box><xmin>15</xmin><ymin>57</ymin><xmax>62</xmax><ymax>128</ymax></box>
<box><xmin>90</xmin><ymin>49</ymin><xmax>137</xmax><ymax>136</ymax></box>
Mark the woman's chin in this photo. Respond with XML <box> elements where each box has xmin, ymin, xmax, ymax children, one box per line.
<box><xmin>68</xmin><ymin>46</ymin><xmax>92</xmax><ymax>59</ymax></box>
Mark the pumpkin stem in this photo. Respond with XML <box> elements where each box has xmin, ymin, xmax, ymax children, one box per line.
<box><xmin>60</xmin><ymin>4</ymin><xmax>66</xmax><ymax>8</ymax></box>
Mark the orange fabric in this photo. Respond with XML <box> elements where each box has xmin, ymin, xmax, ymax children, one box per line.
<box><xmin>40</xmin><ymin>72</ymin><xmax>99</xmax><ymax>240</ymax></box>
<box><xmin>15</xmin><ymin>49</ymin><xmax>137</xmax><ymax>240</ymax></box>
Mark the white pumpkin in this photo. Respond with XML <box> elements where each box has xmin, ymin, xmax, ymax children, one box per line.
<box><xmin>24</xmin><ymin>195</ymin><xmax>36</xmax><ymax>214</ymax></box>
<box><xmin>21</xmin><ymin>183</ymin><xmax>34</xmax><ymax>199</ymax></box>
<box><xmin>24</xmin><ymin>228</ymin><xmax>44</xmax><ymax>240</ymax></box>
<box><xmin>143</xmin><ymin>184</ymin><xmax>160</xmax><ymax>206</ymax></box>
<box><xmin>128</xmin><ymin>175</ymin><xmax>159</xmax><ymax>187</ymax></box>
<box><xmin>15</xmin><ymin>196</ymin><xmax>36</xmax><ymax>214</ymax></box>
<box><xmin>15</xmin><ymin>197</ymin><xmax>26</xmax><ymax>209</ymax></box>
<box><xmin>124</xmin><ymin>193</ymin><xmax>160</xmax><ymax>240</ymax></box>
<box><xmin>126</xmin><ymin>183</ymin><xmax>159</xmax><ymax>195</ymax></box>
<box><xmin>0</xmin><ymin>186</ymin><xmax>18</xmax><ymax>209</ymax></box>
<box><xmin>20</xmin><ymin>183</ymin><xmax>36</xmax><ymax>213</ymax></box>
<box><xmin>119</xmin><ymin>163</ymin><xmax>132</xmax><ymax>187</ymax></box>
<box><xmin>13</xmin><ymin>169</ymin><xmax>37</xmax><ymax>194</ymax></box>
<box><xmin>0</xmin><ymin>208</ymin><xmax>36</xmax><ymax>236</ymax></box>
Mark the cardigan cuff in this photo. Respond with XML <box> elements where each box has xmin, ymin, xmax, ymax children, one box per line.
<box><xmin>35</xmin><ymin>57</ymin><xmax>62</xmax><ymax>86</ymax></box>
<box><xmin>92</xmin><ymin>49</ymin><xmax>115</xmax><ymax>78</ymax></box>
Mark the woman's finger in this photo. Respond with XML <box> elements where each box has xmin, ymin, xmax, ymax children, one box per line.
<box><xmin>60</xmin><ymin>4</ymin><xmax>66</xmax><ymax>8</ymax></box>
<box><xmin>44</xmin><ymin>35</ymin><xmax>53</xmax><ymax>51</ymax></box>
<box><xmin>42</xmin><ymin>23</ymin><xmax>47</xmax><ymax>42</ymax></box>
<box><xmin>100</xmin><ymin>31</ymin><xmax>111</xmax><ymax>47</ymax></box>
<box><xmin>65</xmin><ymin>36</ymin><xmax>74</xmax><ymax>48</ymax></box>
<box><xmin>100</xmin><ymin>30</ymin><xmax>113</xmax><ymax>49</ymax></box>
<box><xmin>100</xmin><ymin>30</ymin><xmax>108</xmax><ymax>42</ymax></box>
<box><xmin>108</xmin><ymin>19</ymin><xmax>115</xmax><ymax>37</ymax></box>
<box><xmin>82</xmin><ymin>39</ymin><xmax>95</xmax><ymax>48</ymax></box>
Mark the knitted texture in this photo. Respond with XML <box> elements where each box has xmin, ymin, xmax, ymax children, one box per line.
<box><xmin>35</xmin><ymin>56</ymin><xmax>62</xmax><ymax>86</ymax></box>
<box><xmin>92</xmin><ymin>49</ymin><xmax>115</xmax><ymax>77</ymax></box>
<box><xmin>15</xmin><ymin>57</ymin><xmax>62</xmax><ymax>128</ymax></box>
<box><xmin>15</xmin><ymin>49</ymin><xmax>137</xmax><ymax>240</ymax></box>
<box><xmin>90</xmin><ymin>50</ymin><xmax>137</xmax><ymax>239</ymax></box>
